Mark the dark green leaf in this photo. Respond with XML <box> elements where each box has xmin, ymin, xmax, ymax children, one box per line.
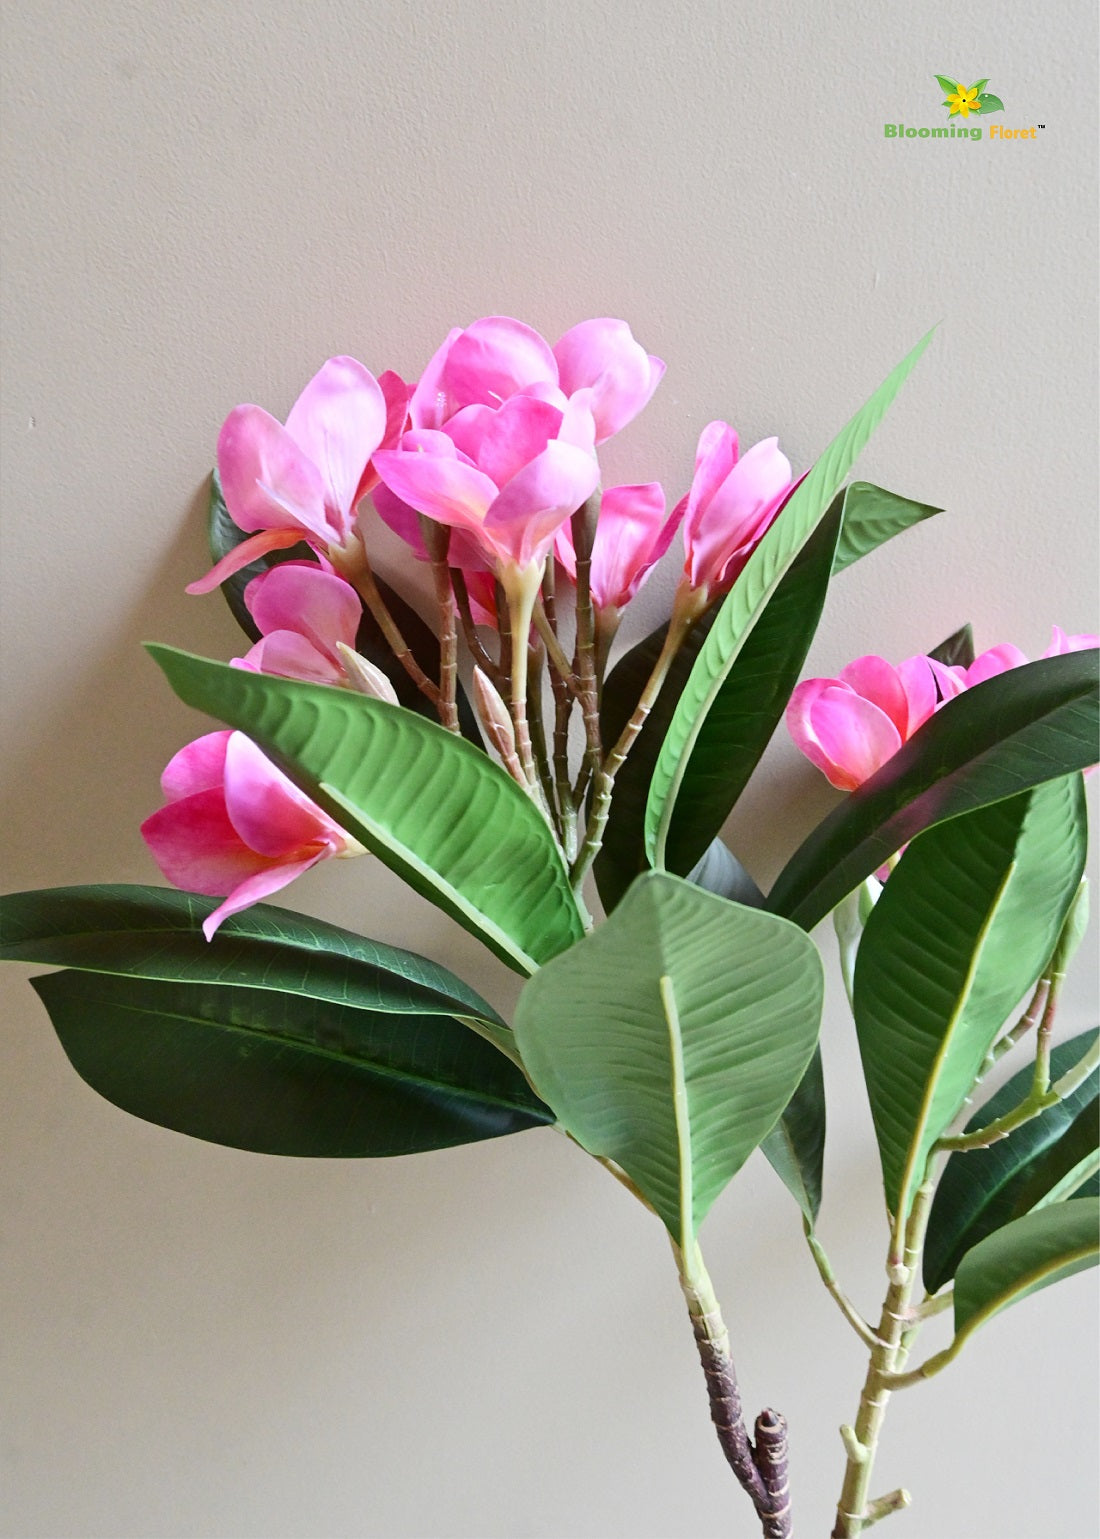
<box><xmin>0</xmin><ymin>882</ymin><xmax>502</xmax><ymax>1022</ymax></box>
<box><xmin>760</xmin><ymin>1050</ymin><xmax>826</xmax><ymax>1222</ymax></box>
<box><xmin>830</xmin><ymin>482</ymin><xmax>941</xmax><ymax>575</ymax></box>
<box><xmin>1010</xmin><ymin>1096</ymin><xmax>1100</xmax><ymax>1209</ymax></box>
<box><xmin>207</xmin><ymin>471</ymin><xmax>482</xmax><ymax>745</ymax></box>
<box><xmin>646</xmin><ymin>331</ymin><xmax>935</xmax><ymax>869</ymax></box>
<box><xmin>854</xmin><ymin>776</ymin><xmax>1087</xmax><ymax>1225</ymax></box>
<box><xmin>147</xmin><ymin>646</ymin><xmax>585</xmax><ymax>974</ymax></box>
<box><xmin>929</xmin><ymin>622</ymin><xmax>975</xmax><ymax>670</ymax></box>
<box><xmin>768</xmin><ymin>650</ymin><xmax>1100</xmax><ymax>932</ymax></box>
<box><xmin>925</xmin><ymin>1030</ymin><xmax>1099</xmax><ymax>1290</ymax></box>
<box><xmin>951</xmin><ymin>1199</ymin><xmax>1098</xmax><ymax>1344</ymax></box>
<box><xmin>513</xmin><ymin>873</ymin><xmax>823</xmax><ymax>1245</ymax></box>
<box><xmin>685</xmin><ymin>839</ymin><xmax>765</xmax><ymax>908</ymax></box>
<box><xmin>32</xmin><ymin>969</ymin><xmax>550</xmax><ymax>1157</ymax></box>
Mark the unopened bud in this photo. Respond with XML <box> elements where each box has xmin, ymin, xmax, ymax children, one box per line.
<box><xmin>336</xmin><ymin>643</ymin><xmax>399</xmax><ymax>704</ymax></box>
<box><xmin>473</xmin><ymin>667</ymin><xmax>523</xmax><ymax>780</ymax></box>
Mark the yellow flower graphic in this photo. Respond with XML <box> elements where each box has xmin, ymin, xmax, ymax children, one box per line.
<box><xmin>945</xmin><ymin>81</ymin><xmax>982</xmax><ymax>117</ymax></box>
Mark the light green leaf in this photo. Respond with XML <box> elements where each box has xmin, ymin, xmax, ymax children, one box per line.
<box><xmin>31</xmin><ymin>968</ymin><xmax>551</xmax><ymax>1157</ymax></box>
<box><xmin>977</xmin><ymin>93</ymin><xmax>1004</xmax><ymax>114</ymax></box>
<box><xmin>952</xmin><ymin>1199</ymin><xmax>1098</xmax><ymax>1345</ymax></box>
<box><xmin>854</xmin><ymin>776</ymin><xmax>1088</xmax><ymax>1226</ymax></box>
<box><xmin>768</xmin><ymin>650</ymin><xmax>1099</xmax><ymax>932</ymax></box>
<box><xmin>925</xmin><ymin>1029</ymin><xmax>1099</xmax><ymax>1291</ymax></box>
<box><xmin>146</xmin><ymin>646</ymin><xmax>585</xmax><ymax>974</ymax></box>
<box><xmin>513</xmin><ymin>872</ymin><xmax>823</xmax><ymax>1246</ymax></box>
<box><xmin>830</xmin><ymin>482</ymin><xmax>942</xmax><ymax>574</ymax></box>
<box><xmin>645</xmin><ymin>329</ymin><xmax>935</xmax><ymax>869</ymax></box>
<box><xmin>971</xmin><ymin>79</ymin><xmax>990</xmax><ymax>96</ymax></box>
<box><xmin>935</xmin><ymin>74</ymin><xmax>961</xmax><ymax>95</ymax></box>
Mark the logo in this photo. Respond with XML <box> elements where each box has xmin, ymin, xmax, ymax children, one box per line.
<box><xmin>883</xmin><ymin>75</ymin><xmax>1043</xmax><ymax>142</ymax></box>
<box><xmin>934</xmin><ymin>75</ymin><xmax>1004</xmax><ymax>119</ymax></box>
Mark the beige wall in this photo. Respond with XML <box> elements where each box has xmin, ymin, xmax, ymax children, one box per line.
<box><xmin>1</xmin><ymin>2</ymin><xmax>1096</xmax><ymax>1535</ymax></box>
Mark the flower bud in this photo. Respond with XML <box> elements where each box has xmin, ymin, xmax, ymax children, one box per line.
<box><xmin>335</xmin><ymin>643</ymin><xmax>400</xmax><ymax>704</ymax></box>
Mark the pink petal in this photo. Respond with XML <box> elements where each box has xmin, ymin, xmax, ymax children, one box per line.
<box><xmin>201</xmin><ymin>855</ymin><xmax>326</xmax><ymax>941</ymax></box>
<box><xmin>928</xmin><ymin>658</ymin><xmax>968</xmax><ymax>702</ymax></box>
<box><xmin>466</xmin><ymin>395</ymin><xmax>564</xmax><ymax>488</ymax></box>
<box><xmin>484</xmin><ymin>440</ymin><xmax>601</xmax><ymax>568</ymax></box>
<box><xmin>1044</xmin><ymin>626</ymin><xmax>1100</xmax><ymax>656</ymax></box>
<box><xmin>440</xmin><ymin>317</ymin><xmax>558</xmax><ymax>415</ymax></box>
<box><xmin>240</xmin><ymin>631</ymin><xmax>345</xmax><ymax>686</ymax></box>
<box><xmin>284</xmin><ymin>357</ymin><xmax>387</xmax><ymax>537</ymax></box>
<box><xmin>809</xmin><ymin>687</ymin><xmax>903</xmax><ymax>790</ymax></box>
<box><xmin>838</xmin><ymin>655</ymin><xmax>910</xmax><ymax>736</ymax></box>
<box><xmin>590</xmin><ymin>483</ymin><xmax>670</xmax><ymax>608</ymax></box>
<box><xmin>372</xmin><ymin>444</ymin><xmax>498</xmax><ymax>535</ymax></box>
<box><xmin>553</xmin><ymin>319</ymin><xmax>665</xmax><ymax>443</ymax></box>
<box><xmin>409</xmin><ymin>328</ymin><xmax>463</xmax><ymax>430</ymax></box>
<box><xmin>222</xmin><ymin>732</ymin><xmax>347</xmax><ymax>858</ymax></box>
<box><xmin>896</xmin><ymin>654</ymin><xmax>939</xmax><ymax>734</ymax></box>
<box><xmin>217</xmin><ymin>405</ymin><xmax>331</xmax><ymax>544</ymax></box>
<box><xmin>185</xmin><ymin>527</ymin><xmax>310</xmax><ymax>596</ymax></box>
<box><xmin>141</xmin><ymin>786</ymin><xmax>273</xmax><ymax>895</ymax></box>
<box><xmin>160</xmin><ymin>731</ymin><xmax>233</xmax><ymax>802</ymax></box>
<box><xmin>244</xmin><ymin>564</ymin><xmax>361</xmax><ymax>659</ymax></box>
<box><xmin>965</xmin><ymin>644</ymin><xmax>1029</xmax><ymax>687</ymax></box>
<box><xmin>787</xmin><ymin>678</ymin><xmax>850</xmax><ymax>783</ymax></box>
<box><xmin>371</xmin><ymin>485</ymin><xmax>490</xmax><ymax>572</ymax></box>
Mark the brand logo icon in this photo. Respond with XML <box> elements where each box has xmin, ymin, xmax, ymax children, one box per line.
<box><xmin>935</xmin><ymin>75</ymin><xmax>1004</xmax><ymax>119</ymax></box>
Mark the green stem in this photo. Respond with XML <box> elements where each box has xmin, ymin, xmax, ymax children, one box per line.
<box><xmin>329</xmin><ymin>534</ymin><xmax>441</xmax><ymax>707</ymax></box>
<box><xmin>936</xmin><ymin>1037</ymin><xmax>1098</xmax><ymax>1155</ymax></box>
<box><xmin>804</xmin><ymin>1223</ymin><xmax>880</xmax><ymax>1348</ymax></box>
<box><xmin>419</xmin><ymin>519</ymin><xmax>460</xmax><ymax>735</ymax></box>
<box><xmin>831</xmin><ymin>1181</ymin><xmax>933</xmax><ymax>1537</ymax></box>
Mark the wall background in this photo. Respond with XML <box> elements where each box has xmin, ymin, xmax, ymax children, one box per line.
<box><xmin>1</xmin><ymin>2</ymin><xmax>1096</xmax><ymax>1536</ymax></box>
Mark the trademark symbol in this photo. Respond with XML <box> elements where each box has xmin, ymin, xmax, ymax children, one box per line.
<box><xmin>1038</xmin><ymin>124</ymin><xmax>1045</xmax><ymax>128</ymax></box>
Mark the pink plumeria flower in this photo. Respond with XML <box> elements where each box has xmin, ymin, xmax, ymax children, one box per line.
<box><xmin>930</xmin><ymin>626</ymin><xmax>1100</xmax><ymax>701</ymax></box>
<box><xmin>409</xmin><ymin>315</ymin><xmax>662</xmax><ymax>445</ymax></box>
<box><xmin>679</xmin><ymin>422</ymin><xmax>796</xmax><ymax>599</ymax></box>
<box><xmin>555</xmin><ymin>482</ymin><xmax>681</xmax><ymax>613</ymax></box>
<box><xmin>141</xmin><ymin>730</ymin><xmax>364</xmax><ymax>940</ymax></box>
<box><xmin>236</xmin><ymin>563</ymin><xmax>364</xmax><ymax>687</ymax></box>
<box><xmin>373</xmin><ymin>391</ymin><xmax>600</xmax><ymax>584</ymax></box>
<box><xmin>787</xmin><ymin>654</ymin><xmax>940</xmax><ymax>791</ymax></box>
<box><xmin>188</xmin><ymin>358</ymin><xmax>409</xmax><ymax>595</ymax></box>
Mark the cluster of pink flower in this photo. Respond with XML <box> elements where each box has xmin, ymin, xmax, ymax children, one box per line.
<box><xmin>143</xmin><ymin>316</ymin><xmax>796</xmax><ymax>935</ymax></box>
<box><xmin>788</xmin><ymin>626</ymin><xmax>1098</xmax><ymax>792</ymax></box>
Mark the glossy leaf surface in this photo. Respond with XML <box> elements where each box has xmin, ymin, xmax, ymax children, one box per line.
<box><xmin>147</xmin><ymin>646</ymin><xmax>585</xmax><ymax>973</ymax></box>
<box><xmin>32</xmin><ymin>969</ymin><xmax>550</xmax><ymax>1157</ymax></box>
<box><xmin>645</xmin><ymin>329</ymin><xmax>935</xmax><ymax>868</ymax></box>
<box><xmin>768</xmin><ymin>650</ymin><xmax>1099</xmax><ymax>931</ymax></box>
<box><xmin>513</xmin><ymin>872</ymin><xmax>823</xmax><ymax>1244</ymax></box>
<box><xmin>925</xmin><ymin>1029</ymin><xmax>1099</xmax><ymax>1290</ymax></box>
<box><xmin>951</xmin><ymin>1199</ymin><xmax>1098</xmax><ymax>1345</ymax></box>
<box><xmin>854</xmin><ymin>776</ymin><xmax>1087</xmax><ymax>1224</ymax></box>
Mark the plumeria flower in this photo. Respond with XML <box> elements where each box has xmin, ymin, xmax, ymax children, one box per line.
<box><xmin>409</xmin><ymin>315</ymin><xmax>662</xmax><ymax>444</ymax></box>
<box><xmin>235</xmin><ymin>563</ymin><xmax>364</xmax><ymax>687</ymax></box>
<box><xmin>141</xmin><ymin>731</ymin><xmax>364</xmax><ymax>940</ymax></box>
<box><xmin>555</xmin><ymin>482</ymin><xmax>682</xmax><ymax>614</ymax></box>
<box><xmin>373</xmin><ymin>392</ymin><xmax>601</xmax><ymax>593</ymax></box>
<box><xmin>930</xmin><ymin>626</ymin><xmax>1100</xmax><ymax>701</ymax></box>
<box><xmin>786</xmin><ymin>653</ymin><xmax>940</xmax><ymax>791</ymax></box>
<box><xmin>679</xmin><ymin>422</ymin><xmax>796</xmax><ymax>601</ymax></box>
<box><xmin>187</xmin><ymin>358</ymin><xmax>409</xmax><ymax>594</ymax></box>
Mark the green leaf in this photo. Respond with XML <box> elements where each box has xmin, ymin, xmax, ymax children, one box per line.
<box><xmin>934</xmin><ymin>74</ymin><xmax>961</xmax><ymax>95</ymax></box>
<box><xmin>951</xmin><ymin>1199</ymin><xmax>1098</xmax><ymax>1346</ymax></box>
<box><xmin>977</xmin><ymin>93</ymin><xmax>1004</xmax><ymax>113</ymax></box>
<box><xmin>31</xmin><ymin>968</ymin><xmax>550</xmax><ymax>1157</ymax></box>
<box><xmin>659</xmin><ymin>498</ymin><xmax>845</xmax><ymax>879</ymax></box>
<box><xmin>854</xmin><ymin>775</ymin><xmax>1087</xmax><ymax>1225</ymax></box>
<box><xmin>925</xmin><ymin>1029</ymin><xmax>1099</xmax><ymax>1291</ymax></box>
<box><xmin>146</xmin><ymin>646</ymin><xmax>585</xmax><ymax>974</ymax></box>
<box><xmin>760</xmin><ymin>1050</ymin><xmax>826</xmax><ymax>1222</ymax></box>
<box><xmin>685</xmin><ymin>838</ymin><xmax>765</xmax><ymax>907</ymax></box>
<box><xmin>1011</xmin><ymin>1095</ymin><xmax>1100</xmax><ymax>1210</ymax></box>
<box><xmin>768</xmin><ymin>649</ymin><xmax>1100</xmax><ymax>932</ymax></box>
<box><xmin>645</xmin><ymin>329</ymin><xmax>935</xmax><ymax>870</ymax></box>
<box><xmin>830</xmin><ymin>482</ymin><xmax>942</xmax><ymax>575</ymax></box>
<box><xmin>928</xmin><ymin>622</ymin><xmax>975</xmax><ymax>670</ymax></box>
<box><xmin>207</xmin><ymin>472</ymin><xmax>482</xmax><ymax>745</ymax></box>
<box><xmin>971</xmin><ymin>79</ymin><xmax>989</xmax><ymax>96</ymax></box>
<box><xmin>513</xmin><ymin>871</ymin><xmax>823</xmax><ymax>1246</ymax></box>
<box><xmin>0</xmin><ymin>881</ymin><xmax>502</xmax><ymax>1022</ymax></box>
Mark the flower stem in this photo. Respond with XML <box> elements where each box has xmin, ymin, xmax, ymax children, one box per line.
<box><xmin>330</xmin><ymin>534</ymin><xmax>441</xmax><ymax>707</ymax></box>
<box><xmin>418</xmin><ymin>518</ymin><xmax>460</xmax><ymax>735</ymax></box>
<box><xmin>831</xmin><ymin>1181</ymin><xmax>934</xmax><ymax>1537</ymax></box>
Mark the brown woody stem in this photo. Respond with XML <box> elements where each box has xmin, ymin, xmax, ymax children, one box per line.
<box><xmin>329</xmin><ymin>534</ymin><xmax>440</xmax><ymax>706</ymax></box>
